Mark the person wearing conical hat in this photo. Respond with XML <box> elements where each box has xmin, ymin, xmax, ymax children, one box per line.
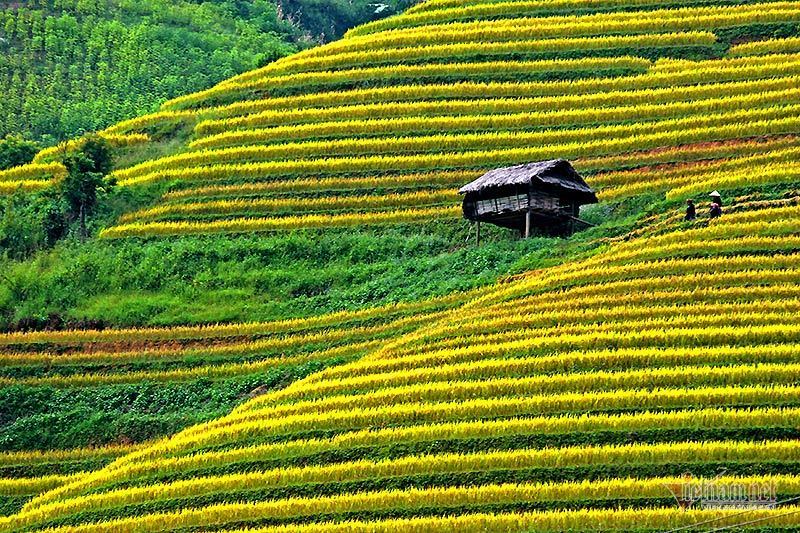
<box><xmin>709</xmin><ymin>191</ymin><xmax>722</xmax><ymax>219</ymax></box>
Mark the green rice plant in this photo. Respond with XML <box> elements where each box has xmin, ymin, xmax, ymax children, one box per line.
<box><xmin>100</xmin><ymin>206</ymin><xmax>462</xmax><ymax>238</ymax></box>
<box><xmin>194</xmin><ymin>75</ymin><xmax>800</xmax><ymax>135</ymax></box>
<box><xmin>729</xmin><ymin>35</ymin><xmax>800</xmax><ymax>56</ymax></box>
<box><xmin>118</xmin><ymin>190</ymin><xmax>460</xmax><ymax>224</ymax></box>
<box><xmin>367</xmin><ymin>0</ymin><xmax>794</xmax><ymax>33</ymax></box>
<box><xmin>189</xmin><ymin>87</ymin><xmax>800</xmax><ymax>149</ymax></box>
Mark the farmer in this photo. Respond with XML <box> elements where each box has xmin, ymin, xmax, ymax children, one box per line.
<box><xmin>684</xmin><ymin>199</ymin><xmax>696</xmax><ymax>221</ymax></box>
<box><xmin>709</xmin><ymin>191</ymin><xmax>722</xmax><ymax>219</ymax></box>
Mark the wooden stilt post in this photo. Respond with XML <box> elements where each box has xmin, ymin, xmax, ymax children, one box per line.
<box><xmin>570</xmin><ymin>202</ymin><xmax>578</xmax><ymax>235</ymax></box>
<box><xmin>525</xmin><ymin>209</ymin><xmax>532</xmax><ymax>239</ymax></box>
<box><xmin>476</xmin><ymin>221</ymin><xmax>481</xmax><ymax>246</ymax></box>
<box><xmin>524</xmin><ymin>188</ymin><xmax>532</xmax><ymax>239</ymax></box>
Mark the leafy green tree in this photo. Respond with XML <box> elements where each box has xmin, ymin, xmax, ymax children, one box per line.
<box><xmin>0</xmin><ymin>135</ymin><xmax>39</xmax><ymax>170</ymax></box>
<box><xmin>60</xmin><ymin>136</ymin><xmax>114</xmax><ymax>238</ymax></box>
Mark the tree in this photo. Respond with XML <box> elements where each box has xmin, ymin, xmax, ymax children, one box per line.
<box><xmin>77</xmin><ymin>134</ymin><xmax>113</xmax><ymax>175</ymax></box>
<box><xmin>59</xmin><ymin>135</ymin><xmax>114</xmax><ymax>238</ymax></box>
<box><xmin>0</xmin><ymin>135</ymin><xmax>39</xmax><ymax>170</ymax></box>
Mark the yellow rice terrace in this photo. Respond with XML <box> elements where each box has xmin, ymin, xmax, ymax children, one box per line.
<box><xmin>1</xmin><ymin>0</ymin><xmax>800</xmax><ymax>530</ymax></box>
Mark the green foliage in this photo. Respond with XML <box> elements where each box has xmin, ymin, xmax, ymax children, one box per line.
<box><xmin>0</xmin><ymin>137</ymin><xmax>117</xmax><ymax>259</ymax></box>
<box><xmin>0</xmin><ymin>460</ymin><xmax>112</xmax><ymax>478</ymax></box>
<box><xmin>60</xmin><ymin>136</ymin><xmax>115</xmax><ymax>236</ymax></box>
<box><xmin>0</xmin><ymin>496</ymin><xmax>27</xmax><ymax>517</ymax></box>
<box><xmin>0</xmin><ymin>0</ymin><xmax>301</xmax><ymax>144</ymax></box>
<box><xmin>0</xmin><ymin>362</ymin><xmax>330</xmax><ymax>451</ymax></box>
<box><xmin>75</xmin><ymin>136</ymin><xmax>113</xmax><ymax>176</ymax></box>
<box><xmin>0</xmin><ymin>220</ymin><xmax>598</xmax><ymax>328</ymax></box>
<box><xmin>0</xmin><ymin>192</ymin><xmax>63</xmax><ymax>261</ymax></box>
<box><xmin>0</xmin><ymin>135</ymin><xmax>40</xmax><ymax>171</ymax></box>
<box><xmin>0</xmin><ymin>0</ymin><xmax>416</xmax><ymax>143</ymax></box>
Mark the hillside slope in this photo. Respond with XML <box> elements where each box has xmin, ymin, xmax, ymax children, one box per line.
<box><xmin>1</xmin><ymin>0</ymin><xmax>800</xmax><ymax>530</ymax></box>
<box><xmin>0</xmin><ymin>0</ymin><xmax>424</xmax><ymax>145</ymax></box>
<box><xmin>8</xmin><ymin>207</ymin><xmax>800</xmax><ymax>530</ymax></box>
<box><xmin>0</xmin><ymin>0</ymin><xmax>305</xmax><ymax>145</ymax></box>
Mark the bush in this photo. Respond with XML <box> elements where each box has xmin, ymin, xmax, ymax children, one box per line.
<box><xmin>0</xmin><ymin>193</ymin><xmax>63</xmax><ymax>260</ymax></box>
<box><xmin>0</xmin><ymin>135</ymin><xmax>39</xmax><ymax>170</ymax></box>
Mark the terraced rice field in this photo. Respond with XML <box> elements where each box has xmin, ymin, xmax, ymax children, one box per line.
<box><xmin>4</xmin><ymin>0</ymin><xmax>799</xmax><ymax>237</ymax></box>
<box><xmin>6</xmin><ymin>202</ymin><xmax>800</xmax><ymax>529</ymax></box>
<box><xmin>2</xmin><ymin>0</ymin><xmax>800</xmax><ymax>530</ymax></box>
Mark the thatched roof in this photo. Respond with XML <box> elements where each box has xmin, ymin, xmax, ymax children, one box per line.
<box><xmin>459</xmin><ymin>159</ymin><xmax>597</xmax><ymax>204</ymax></box>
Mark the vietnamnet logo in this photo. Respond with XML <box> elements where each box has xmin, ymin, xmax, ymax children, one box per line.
<box><xmin>664</xmin><ymin>473</ymin><xmax>777</xmax><ymax>511</ymax></box>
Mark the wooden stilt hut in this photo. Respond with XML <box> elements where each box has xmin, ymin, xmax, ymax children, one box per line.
<box><xmin>459</xmin><ymin>159</ymin><xmax>598</xmax><ymax>240</ymax></box>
